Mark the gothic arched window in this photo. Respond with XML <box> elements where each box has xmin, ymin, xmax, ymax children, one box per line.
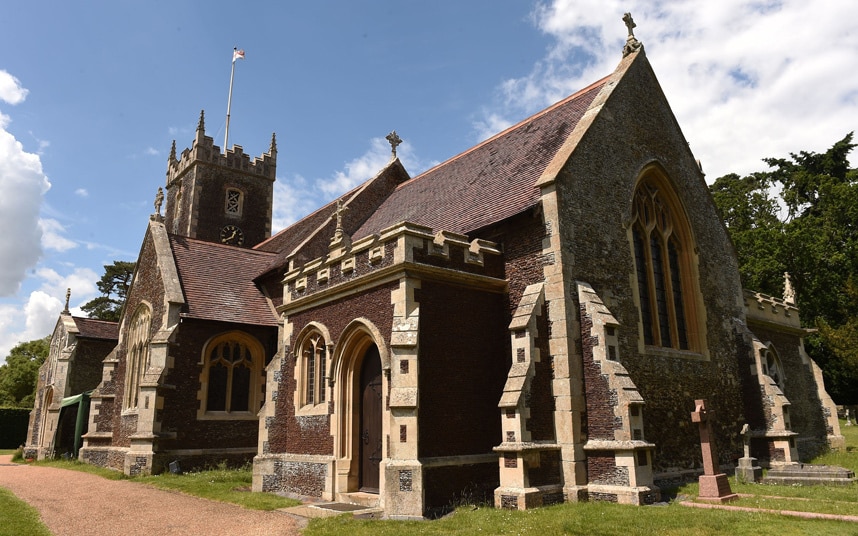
<box><xmin>631</xmin><ymin>171</ymin><xmax>698</xmax><ymax>351</ymax></box>
<box><xmin>199</xmin><ymin>332</ymin><xmax>264</xmax><ymax>417</ymax></box>
<box><xmin>123</xmin><ymin>304</ymin><xmax>152</xmax><ymax>409</ymax></box>
<box><xmin>763</xmin><ymin>346</ymin><xmax>785</xmax><ymax>389</ymax></box>
<box><xmin>300</xmin><ymin>332</ymin><xmax>327</xmax><ymax>407</ymax></box>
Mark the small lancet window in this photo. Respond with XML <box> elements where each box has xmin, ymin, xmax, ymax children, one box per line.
<box><xmin>300</xmin><ymin>333</ymin><xmax>327</xmax><ymax>407</ymax></box>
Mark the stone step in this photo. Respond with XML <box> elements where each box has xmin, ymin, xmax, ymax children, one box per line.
<box><xmin>340</xmin><ymin>491</ymin><xmax>380</xmax><ymax>508</ymax></box>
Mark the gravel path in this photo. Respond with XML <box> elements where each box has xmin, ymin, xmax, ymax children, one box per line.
<box><xmin>0</xmin><ymin>455</ymin><xmax>301</xmax><ymax>536</ymax></box>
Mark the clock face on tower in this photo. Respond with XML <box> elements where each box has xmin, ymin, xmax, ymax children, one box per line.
<box><xmin>220</xmin><ymin>225</ymin><xmax>244</xmax><ymax>246</ymax></box>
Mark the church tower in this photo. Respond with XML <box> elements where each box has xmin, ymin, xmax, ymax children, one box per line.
<box><xmin>163</xmin><ymin>110</ymin><xmax>276</xmax><ymax>248</ymax></box>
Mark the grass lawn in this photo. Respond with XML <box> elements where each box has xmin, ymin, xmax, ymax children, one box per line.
<box><xmin>5</xmin><ymin>421</ymin><xmax>858</xmax><ymax>534</ymax></box>
<box><xmin>0</xmin><ymin>487</ymin><xmax>51</xmax><ymax>536</ymax></box>
<box><xmin>303</xmin><ymin>419</ymin><xmax>858</xmax><ymax>535</ymax></box>
<box><xmin>133</xmin><ymin>463</ymin><xmax>301</xmax><ymax>510</ymax></box>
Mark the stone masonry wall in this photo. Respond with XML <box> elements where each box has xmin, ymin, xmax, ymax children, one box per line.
<box><xmin>749</xmin><ymin>324</ymin><xmax>829</xmax><ymax>460</ymax></box>
<box><xmin>68</xmin><ymin>339</ymin><xmax>115</xmax><ymax>395</ymax></box>
<box><xmin>417</xmin><ymin>280</ymin><xmax>508</xmax><ymax>458</ymax></box>
<box><xmin>159</xmin><ymin>320</ymin><xmax>277</xmax><ymax>452</ymax></box>
<box><xmin>268</xmin><ymin>283</ymin><xmax>397</xmax><ymax>455</ymax></box>
<box><xmin>554</xmin><ymin>53</ymin><xmax>747</xmax><ymax>476</ymax></box>
<box><xmin>106</xmin><ymin>232</ymin><xmax>167</xmax><ymax>448</ymax></box>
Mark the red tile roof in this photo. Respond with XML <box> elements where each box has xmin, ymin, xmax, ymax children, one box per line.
<box><xmin>354</xmin><ymin>78</ymin><xmax>607</xmax><ymax>237</ymax></box>
<box><xmin>252</xmin><ymin>77</ymin><xmax>606</xmax><ymax>280</ymax></box>
<box><xmin>170</xmin><ymin>235</ymin><xmax>278</xmax><ymax>326</ymax></box>
<box><xmin>72</xmin><ymin>317</ymin><xmax>119</xmax><ymax>341</ymax></box>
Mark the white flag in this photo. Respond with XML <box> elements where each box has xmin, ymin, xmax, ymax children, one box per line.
<box><xmin>233</xmin><ymin>49</ymin><xmax>245</xmax><ymax>62</ymax></box>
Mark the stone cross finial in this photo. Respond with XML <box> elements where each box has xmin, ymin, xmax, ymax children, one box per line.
<box><xmin>623</xmin><ymin>12</ymin><xmax>636</xmax><ymax>39</ymax></box>
<box><xmin>622</xmin><ymin>12</ymin><xmax>643</xmax><ymax>57</ymax></box>
<box><xmin>331</xmin><ymin>199</ymin><xmax>349</xmax><ymax>242</ymax></box>
<box><xmin>154</xmin><ymin>187</ymin><xmax>164</xmax><ymax>217</ymax></box>
<box><xmin>63</xmin><ymin>288</ymin><xmax>71</xmax><ymax>314</ymax></box>
<box><xmin>783</xmin><ymin>272</ymin><xmax>796</xmax><ymax>305</ymax></box>
<box><xmin>386</xmin><ymin>130</ymin><xmax>402</xmax><ymax>158</ymax></box>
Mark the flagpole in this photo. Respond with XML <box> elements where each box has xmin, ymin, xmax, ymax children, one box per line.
<box><xmin>224</xmin><ymin>47</ymin><xmax>238</xmax><ymax>153</ymax></box>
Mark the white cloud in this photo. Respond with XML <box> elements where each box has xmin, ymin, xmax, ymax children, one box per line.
<box><xmin>271</xmin><ymin>175</ymin><xmax>319</xmax><ymax>232</ymax></box>
<box><xmin>0</xmin><ymin>292</ymin><xmax>60</xmax><ymax>362</ymax></box>
<box><xmin>272</xmin><ymin>137</ymin><xmax>428</xmax><ymax>233</ymax></box>
<box><xmin>39</xmin><ymin>219</ymin><xmax>77</xmax><ymax>252</ymax></box>
<box><xmin>0</xmin><ymin>71</ymin><xmax>28</xmax><ymax>105</ymax></box>
<box><xmin>481</xmin><ymin>0</ymin><xmax>858</xmax><ymax>180</ymax></box>
<box><xmin>75</xmin><ymin>188</ymin><xmax>89</xmax><ymax>197</ymax></box>
<box><xmin>0</xmin><ymin>266</ymin><xmax>101</xmax><ymax>362</ymax></box>
<box><xmin>0</xmin><ymin>110</ymin><xmax>50</xmax><ymax>296</ymax></box>
<box><xmin>319</xmin><ymin>137</ymin><xmax>397</xmax><ymax>197</ymax></box>
<box><xmin>34</xmin><ymin>266</ymin><xmax>99</xmax><ymax>303</ymax></box>
<box><xmin>145</xmin><ymin>147</ymin><xmax>159</xmax><ymax>156</ymax></box>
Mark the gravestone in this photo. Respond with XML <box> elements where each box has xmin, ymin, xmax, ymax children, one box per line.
<box><xmin>734</xmin><ymin>424</ymin><xmax>762</xmax><ymax>483</ymax></box>
<box><xmin>691</xmin><ymin>399</ymin><xmax>737</xmax><ymax>502</ymax></box>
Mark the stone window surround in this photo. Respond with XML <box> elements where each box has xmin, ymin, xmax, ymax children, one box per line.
<box><xmin>225</xmin><ymin>187</ymin><xmax>244</xmax><ymax>217</ymax></box>
<box><xmin>196</xmin><ymin>330</ymin><xmax>265</xmax><ymax>420</ymax></box>
<box><xmin>761</xmin><ymin>344</ymin><xmax>786</xmax><ymax>390</ymax></box>
<box><xmin>122</xmin><ymin>303</ymin><xmax>152</xmax><ymax>410</ymax></box>
<box><xmin>627</xmin><ymin>164</ymin><xmax>709</xmax><ymax>358</ymax></box>
<box><xmin>293</xmin><ymin>322</ymin><xmax>333</xmax><ymax>417</ymax></box>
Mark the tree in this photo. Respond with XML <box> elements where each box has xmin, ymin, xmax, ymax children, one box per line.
<box><xmin>0</xmin><ymin>337</ymin><xmax>50</xmax><ymax>408</ymax></box>
<box><xmin>710</xmin><ymin>133</ymin><xmax>858</xmax><ymax>404</ymax></box>
<box><xmin>81</xmin><ymin>260</ymin><xmax>136</xmax><ymax>322</ymax></box>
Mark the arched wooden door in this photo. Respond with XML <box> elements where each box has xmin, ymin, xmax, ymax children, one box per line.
<box><xmin>359</xmin><ymin>345</ymin><xmax>382</xmax><ymax>493</ymax></box>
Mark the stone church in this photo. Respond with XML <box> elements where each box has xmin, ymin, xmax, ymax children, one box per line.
<box><xmin>28</xmin><ymin>23</ymin><xmax>842</xmax><ymax>518</ymax></box>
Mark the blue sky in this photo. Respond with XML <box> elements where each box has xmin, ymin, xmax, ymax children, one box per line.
<box><xmin>1</xmin><ymin>0</ymin><xmax>856</xmax><ymax>362</ymax></box>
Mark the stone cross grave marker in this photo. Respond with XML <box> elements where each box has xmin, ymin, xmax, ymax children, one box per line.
<box><xmin>735</xmin><ymin>423</ymin><xmax>762</xmax><ymax>483</ymax></box>
<box><xmin>691</xmin><ymin>399</ymin><xmax>737</xmax><ymax>502</ymax></box>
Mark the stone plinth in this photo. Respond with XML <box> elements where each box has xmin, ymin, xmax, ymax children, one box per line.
<box><xmin>691</xmin><ymin>399</ymin><xmax>737</xmax><ymax>503</ymax></box>
<box><xmin>734</xmin><ymin>456</ymin><xmax>762</xmax><ymax>483</ymax></box>
<box><xmin>761</xmin><ymin>463</ymin><xmax>856</xmax><ymax>486</ymax></box>
<box><xmin>697</xmin><ymin>474</ymin><xmax>738</xmax><ymax>503</ymax></box>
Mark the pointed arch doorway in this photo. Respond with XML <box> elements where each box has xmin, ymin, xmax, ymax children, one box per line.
<box><xmin>359</xmin><ymin>344</ymin><xmax>382</xmax><ymax>493</ymax></box>
<box><xmin>332</xmin><ymin>320</ymin><xmax>389</xmax><ymax>500</ymax></box>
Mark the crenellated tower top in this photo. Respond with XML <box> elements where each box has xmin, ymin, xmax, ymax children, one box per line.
<box><xmin>162</xmin><ymin>110</ymin><xmax>277</xmax><ymax>247</ymax></box>
<box><xmin>166</xmin><ymin>110</ymin><xmax>276</xmax><ymax>187</ymax></box>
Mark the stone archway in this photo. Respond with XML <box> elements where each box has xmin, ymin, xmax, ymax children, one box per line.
<box><xmin>331</xmin><ymin>319</ymin><xmax>388</xmax><ymax>499</ymax></box>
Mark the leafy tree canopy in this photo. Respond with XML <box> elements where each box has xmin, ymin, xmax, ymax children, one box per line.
<box><xmin>81</xmin><ymin>260</ymin><xmax>136</xmax><ymax>322</ymax></box>
<box><xmin>710</xmin><ymin>132</ymin><xmax>858</xmax><ymax>403</ymax></box>
<box><xmin>0</xmin><ymin>336</ymin><xmax>50</xmax><ymax>408</ymax></box>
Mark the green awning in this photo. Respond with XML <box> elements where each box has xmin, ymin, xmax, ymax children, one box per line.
<box><xmin>60</xmin><ymin>390</ymin><xmax>93</xmax><ymax>408</ymax></box>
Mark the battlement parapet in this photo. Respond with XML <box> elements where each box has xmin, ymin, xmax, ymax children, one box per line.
<box><xmin>166</xmin><ymin>129</ymin><xmax>276</xmax><ymax>185</ymax></box>
<box><xmin>280</xmin><ymin>222</ymin><xmax>505</xmax><ymax>307</ymax></box>
<box><xmin>743</xmin><ymin>289</ymin><xmax>802</xmax><ymax>330</ymax></box>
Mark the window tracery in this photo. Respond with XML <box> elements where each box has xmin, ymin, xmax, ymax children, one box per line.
<box><xmin>631</xmin><ymin>172</ymin><xmax>697</xmax><ymax>351</ymax></box>
<box><xmin>225</xmin><ymin>188</ymin><xmax>243</xmax><ymax>216</ymax></box>
<box><xmin>199</xmin><ymin>332</ymin><xmax>264</xmax><ymax>417</ymax></box>
<box><xmin>123</xmin><ymin>304</ymin><xmax>152</xmax><ymax>409</ymax></box>
<box><xmin>300</xmin><ymin>333</ymin><xmax>327</xmax><ymax>407</ymax></box>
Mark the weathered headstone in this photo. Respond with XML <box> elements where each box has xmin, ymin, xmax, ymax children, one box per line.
<box><xmin>734</xmin><ymin>424</ymin><xmax>762</xmax><ymax>483</ymax></box>
<box><xmin>691</xmin><ymin>399</ymin><xmax>737</xmax><ymax>502</ymax></box>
